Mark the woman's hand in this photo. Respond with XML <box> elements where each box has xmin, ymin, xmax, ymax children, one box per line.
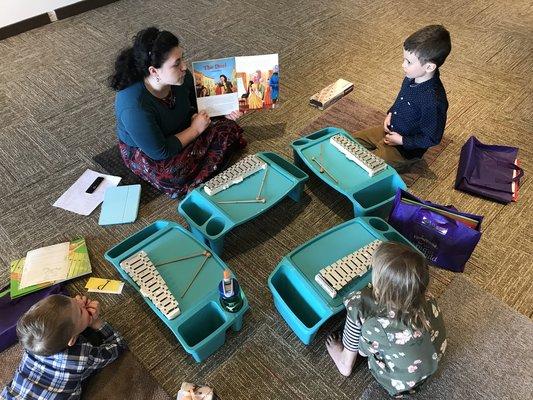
<box><xmin>191</xmin><ymin>111</ymin><xmax>211</xmax><ymax>135</ymax></box>
<box><xmin>225</xmin><ymin>110</ymin><xmax>243</xmax><ymax>121</ymax></box>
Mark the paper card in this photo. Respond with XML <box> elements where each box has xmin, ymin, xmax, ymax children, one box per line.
<box><xmin>53</xmin><ymin>169</ymin><xmax>121</xmax><ymax>216</ymax></box>
<box><xmin>19</xmin><ymin>242</ymin><xmax>70</xmax><ymax>289</ymax></box>
<box><xmin>85</xmin><ymin>277</ymin><xmax>124</xmax><ymax>294</ymax></box>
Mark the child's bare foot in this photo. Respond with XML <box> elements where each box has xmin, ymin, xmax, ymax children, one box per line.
<box><xmin>326</xmin><ymin>331</ymin><xmax>355</xmax><ymax>377</ymax></box>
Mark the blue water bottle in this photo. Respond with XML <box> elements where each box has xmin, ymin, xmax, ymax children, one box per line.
<box><xmin>218</xmin><ymin>269</ymin><xmax>243</xmax><ymax>313</ymax></box>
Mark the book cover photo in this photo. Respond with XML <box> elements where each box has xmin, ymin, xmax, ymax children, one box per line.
<box><xmin>192</xmin><ymin>53</ymin><xmax>279</xmax><ymax>117</ymax></box>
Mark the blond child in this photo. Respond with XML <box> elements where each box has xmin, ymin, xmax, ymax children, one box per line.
<box><xmin>1</xmin><ymin>294</ymin><xmax>126</xmax><ymax>399</ymax></box>
<box><xmin>326</xmin><ymin>242</ymin><xmax>446</xmax><ymax>397</ymax></box>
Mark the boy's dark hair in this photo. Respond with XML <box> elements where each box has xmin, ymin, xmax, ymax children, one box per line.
<box><xmin>16</xmin><ymin>294</ymin><xmax>76</xmax><ymax>356</ymax></box>
<box><xmin>404</xmin><ymin>25</ymin><xmax>451</xmax><ymax>68</ymax></box>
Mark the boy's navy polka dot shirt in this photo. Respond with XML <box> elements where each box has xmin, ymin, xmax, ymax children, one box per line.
<box><xmin>388</xmin><ymin>70</ymin><xmax>448</xmax><ymax>159</ymax></box>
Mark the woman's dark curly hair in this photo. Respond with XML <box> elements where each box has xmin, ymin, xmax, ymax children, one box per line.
<box><xmin>108</xmin><ymin>27</ymin><xmax>180</xmax><ymax>91</ymax></box>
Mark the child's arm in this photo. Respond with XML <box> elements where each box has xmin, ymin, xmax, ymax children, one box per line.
<box><xmin>83</xmin><ymin>322</ymin><xmax>127</xmax><ymax>374</ymax></box>
<box><xmin>342</xmin><ymin>314</ymin><xmax>363</xmax><ymax>353</ymax></box>
<box><xmin>83</xmin><ymin>300</ymin><xmax>127</xmax><ymax>373</ymax></box>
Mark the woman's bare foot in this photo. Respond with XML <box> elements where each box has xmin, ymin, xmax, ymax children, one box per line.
<box><xmin>326</xmin><ymin>331</ymin><xmax>357</xmax><ymax>377</ymax></box>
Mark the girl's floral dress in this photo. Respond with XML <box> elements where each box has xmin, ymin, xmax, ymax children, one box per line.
<box><xmin>345</xmin><ymin>287</ymin><xmax>446</xmax><ymax>396</ymax></box>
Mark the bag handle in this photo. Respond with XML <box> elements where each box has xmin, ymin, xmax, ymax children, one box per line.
<box><xmin>495</xmin><ymin>163</ymin><xmax>524</xmax><ymax>183</ymax></box>
<box><xmin>512</xmin><ymin>164</ymin><xmax>524</xmax><ymax>181</ymax></box>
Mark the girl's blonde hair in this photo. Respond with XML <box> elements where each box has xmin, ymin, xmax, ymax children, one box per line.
<box><xmin>371</xmin><ymin>242</ymin><xmax>430</xmax><ymax>330</ymax></box>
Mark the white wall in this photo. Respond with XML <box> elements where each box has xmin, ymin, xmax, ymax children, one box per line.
<box><xmin>0</xmin><ymin>0</ymin><xmax>83</xmax><ymax>28</ymax></box>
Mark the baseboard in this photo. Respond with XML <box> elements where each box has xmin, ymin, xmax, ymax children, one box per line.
<box><xmin>0</xmin><ymin>0</ymin><xmax>119</xmax><ymax>41</ymax></box>
<box><xmin>55</xmin><ymin>0</ymin><xmax>118</xmax><ymax>20</ymax></box>
<box><xmin>0</xmin><ymin>13</ymin><xmax>51</xmax><ymax>41</ymax></box>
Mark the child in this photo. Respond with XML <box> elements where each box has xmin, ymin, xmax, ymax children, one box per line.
<box><xmin>1</xmin><ymin>294</ymin><xmax>126</xmax><ymax>399</ymax></box>
<box><xmin>354</xmin><ymin>25</ymin><xmax>451</xmax><ymax>171</ymax></box>
<box><xmin>326</xmin><ymin>242</ymin><xmax>446</xmax><ymax>397</ymax></box>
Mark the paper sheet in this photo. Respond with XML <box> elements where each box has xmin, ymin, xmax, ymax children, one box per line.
<box><xmin>53</xmin><ymin>169</ymin><xmax>121</xmax><ymax>216</ymax></box>
<box><xmin>19</xmin><ymin>242</ymin><xmax>70</xmax><ymax>289</ymax></box>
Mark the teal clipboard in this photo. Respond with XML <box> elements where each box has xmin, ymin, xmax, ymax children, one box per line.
<box><xmin>99</xmin><ymin>184</ymin><xmax>141</xmax><ymax>225</ymax></box>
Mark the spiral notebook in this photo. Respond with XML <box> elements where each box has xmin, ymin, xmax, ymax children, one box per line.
<box><xmin>99</xmin><ymin>184</ymin><xmax>141</xmax><ymax>225</ymax></box>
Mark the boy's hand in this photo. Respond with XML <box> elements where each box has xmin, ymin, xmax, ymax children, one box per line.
<box><xmin>86</xmin><ymin>299</ymin><xmax>104</xmax><ymax>330</ymax></box>
<box><xmin>384</xmin><ymin>132</ymin><xmax>403</xmax><ymax>146</ymax></box>
<box><xmin>383</xmin><ymin>112</ymin><xmax>392</xmax><ymax>133</ymax></box>
<box><xmin>75</xmin><ymin>295</ymin><xmax>89</xmax><ymax>308</ymax></box>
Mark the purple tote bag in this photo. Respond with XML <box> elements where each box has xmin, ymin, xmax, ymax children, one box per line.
<box><xmin>455</xmin><ymin>136</ymin><xmax>523</xmax><ymax>203</ymax></box>
<box><xmin>388</xmin><ymin>190</ymin><xmax>483</xmax><ymax>272</ymax></box>
<box><xmin>0</xmin><ymin>284</ymin><xmax>66</xmax><ymax>351</ymax></box>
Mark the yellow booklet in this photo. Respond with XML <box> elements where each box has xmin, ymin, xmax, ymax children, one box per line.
<box><xmin>85</xmin><ymin>278</ymin><xmax>124</xmax><ymax>294</ymax></box>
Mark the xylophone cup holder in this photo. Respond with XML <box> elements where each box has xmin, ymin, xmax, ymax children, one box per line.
<box><xmin>180</xmin><ymin>201</ymin><xmax>212</xmax><ymax>226</ymax></box>
<box><xmin>293</xmin><ymin>138</ymin><xmax>311</xmax><ymax>146</ymax></box>
<box><xmin>177</xmin><ymin>301</ymin><xmax>227</xmax><ymax>348</ymax></box>
<box><xmin>352</xmin><ymin>175</ymin><xmax>398</xmax><ymax>209</ymax></box>
<box><xmin>306</xmin><ymin>128</ymin><xmax>332</xmax><ymax>141</ymax></box>
<box><xmin>368</xmin><ymin>217</ymin><xmax>389</xmax><ymax>231</ymax></box>
<box><xmin>269</xmin><ymin>263</ymin><xmax>330</xmax><ymax>343</ymax></box>
<box><xmin>205</xmin><ymin>218</ymin><xmax>226</xmax><ymax>237</ymax></box>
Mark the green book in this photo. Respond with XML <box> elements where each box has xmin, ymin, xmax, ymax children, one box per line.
<box><xmin>9</xmin><ymin>238</ymin><xmax>92</xmax><ymax>299</ymax></box>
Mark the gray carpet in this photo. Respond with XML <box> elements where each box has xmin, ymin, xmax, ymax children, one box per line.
<box><xmin>359</xmin><ymin>275</ymin><xmax>533</xmax><ymax>400</ymax></box>
<box><xmin>92</xmin><ymin>145</ymin><xmax>163</xmax><ymax>206</ymax></box>
<box><xmin>0</xmin><ymin>0</ymin><xmax>532</xmax><ymax>398</ymax></box>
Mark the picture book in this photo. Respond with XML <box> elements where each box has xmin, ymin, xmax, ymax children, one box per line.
<box><xmin>19</xmin><ymin>242</ymin><xmax>70</xmax><ymax>288</ymax></box>
<box><xmin>9</xmin><ymin>238</ymin><xmax>92</xmax><ymax>299</ymax></box>
<box><xmin>192</xmin><ymin>53</ymin><xmax>279</xmax><ymax>117</ymax></box>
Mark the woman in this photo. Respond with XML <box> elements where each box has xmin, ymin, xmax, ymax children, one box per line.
<box><xmin>109</xmin><ymin>27</ymin><xmax>245</xmax><ymax>198</ymax></box>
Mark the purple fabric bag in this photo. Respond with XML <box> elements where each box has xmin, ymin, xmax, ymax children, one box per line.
<box><xmin>455</xmin><ymin>136</ymin><xmax>523</xmax><ymax>203</ymax></box>
<box><xmin>388</xmin><ymin>190</ymin><xmax>483</xmax><ymax>272</ymax></box>
<box><xmin>0</xmin><ymin>284</ymin><xmax>66</xmax><ymax>351</ymax></box>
